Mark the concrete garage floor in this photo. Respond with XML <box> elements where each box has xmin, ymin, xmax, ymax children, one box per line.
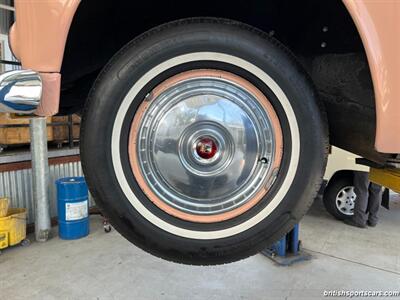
<box><xmin>1</xmin><ymin>195</ymin><xmax>400</xmax><ymax>300</ymax></box>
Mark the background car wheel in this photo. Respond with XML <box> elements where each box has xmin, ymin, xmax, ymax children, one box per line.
<box><xmin>323</xmin><ymin>172</ymin><xmax>356</xmax><ymax>220</ymax></box>
<box><xmin>81</xmin><ymin>18</ymin><xmax>328</xmax><ymax>265</ymax></box>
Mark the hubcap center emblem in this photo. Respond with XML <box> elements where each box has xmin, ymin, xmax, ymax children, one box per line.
<box><xmin>195</xmin><ymin>137</ymin><xmax>218</xmax><ymax>159</ymax></box>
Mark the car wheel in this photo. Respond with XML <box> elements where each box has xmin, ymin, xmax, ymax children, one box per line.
<box><xmin>81</xmin><ymin>18</ymin><xmax>328</xmax><ymax>265</ymax></box>
<box><xmin>323</xmin><ymin>173</ymin><xmax>356</xmax><ymax>220</ymax></box>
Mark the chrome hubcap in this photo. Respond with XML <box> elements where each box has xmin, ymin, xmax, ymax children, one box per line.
<box><xmin>131</xmin><ymin>70</ymin><xmax>282</xmax><ymax>218</ymax></box>
<box><xmin>336</xmin><ymin>186</ymin><xmax>356</xmax><ymax>216</ymax></box>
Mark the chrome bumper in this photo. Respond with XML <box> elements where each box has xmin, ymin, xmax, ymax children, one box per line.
<box><xmin>0</xmin><ymin>70</ymin><xmax>42</xmax><ymax>114</ymax></box>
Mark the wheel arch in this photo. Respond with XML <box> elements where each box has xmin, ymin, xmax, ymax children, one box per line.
<box><xmin>60</xmin><ymin>0</ymin><xmax>396</xmax><ymax>162</ymax></box>
<box><xmin>60</xmin><ymin>0</ymin><xmax>368</xmax><ymax>108</ymax></box>
<box><xmin>343</xmin><ymin>0</ymin><xmax>400</xmax><ymax>153</ymax></box>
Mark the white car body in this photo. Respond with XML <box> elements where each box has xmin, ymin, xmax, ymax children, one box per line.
<box><xmin>324</xmin><ymin>146</ymin><xmax>369</xmax><ymax>181</ymax></box>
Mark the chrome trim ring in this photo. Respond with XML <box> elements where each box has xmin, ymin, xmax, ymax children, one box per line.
<box><xmin>129</xmin><ymin>69</ymin><xmax>283</xmax><ymax>222</ymax></box>
<box><xmin>335</xmin><ymin>186</ymin><xmax>356</xmax><ymax>216</ymax></box>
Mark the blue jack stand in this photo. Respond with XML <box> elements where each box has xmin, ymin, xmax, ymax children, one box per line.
<box><xmin>261</xmin><ymin>224</ymin><xmax>311</xmax><ymax>266</ymax></box>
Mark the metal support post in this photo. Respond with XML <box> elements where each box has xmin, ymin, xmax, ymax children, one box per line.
<box><xmin>30</xmin><ymin>117</ymin><xmax>51</xmax><ymax>242</ymax></box>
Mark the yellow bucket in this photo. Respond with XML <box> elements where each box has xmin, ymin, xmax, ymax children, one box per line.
<box><xmin>0</xmin><ymin>208</ymin><xmax>27</xmax><ymax>250</ymax></box>
<box><xmin>0</xmin><ymin>198</ymin><xmax>9</xmax><ymax>217</ymax></box>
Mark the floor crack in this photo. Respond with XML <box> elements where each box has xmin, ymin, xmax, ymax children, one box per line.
<box><xmin>304</xmin><ymin>247</ymin><xmax>400</xmax><ymax>276</ymax></box>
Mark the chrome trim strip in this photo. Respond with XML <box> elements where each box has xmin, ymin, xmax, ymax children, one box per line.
<box><xmin>0</xmin><ymin>70</ymin><xmax>42</xmax><ymax>114</ymax></box>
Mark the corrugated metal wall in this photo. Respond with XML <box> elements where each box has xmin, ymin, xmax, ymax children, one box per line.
<box><xmin>0</xmin><ymin>161</ymin><xmax>94</xmax><ymax>224</ymax></box>
<box><xmin>1</xmin><ymin>2</ymin><xmax>20</xmax><ymax>72</ymax></box>
<box><xmin>0</xmin><ymin>1</ymin><xmax>13</xmax><ymax>35</ymax></box>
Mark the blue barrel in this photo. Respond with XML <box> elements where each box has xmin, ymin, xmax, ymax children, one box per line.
<box><xmin>56</xmin><ymin>177</ymin><xmax>89</xmax><ymax>240</ymax></box>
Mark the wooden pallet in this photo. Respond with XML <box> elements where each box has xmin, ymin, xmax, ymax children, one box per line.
<box><xmin>0</xmin><ymin>113</ymin><xmax>53</xmax><ymax>146</ymax></box>
<box><xmin>51</xmin><ymin>115</ymin><xmax>81</xmax><ymax>143</ymax></box>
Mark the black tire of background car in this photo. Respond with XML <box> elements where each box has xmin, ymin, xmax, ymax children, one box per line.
<box><xmin>80</xmin><ymin>18</ymin><xmax>329</xmax><ymax>265</ymax></box>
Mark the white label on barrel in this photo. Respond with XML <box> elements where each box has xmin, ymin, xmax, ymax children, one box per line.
<box><xmin>65</xmin><ymin>200</ymin><xmax>88</xmax><ymax>221</ymax></box>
